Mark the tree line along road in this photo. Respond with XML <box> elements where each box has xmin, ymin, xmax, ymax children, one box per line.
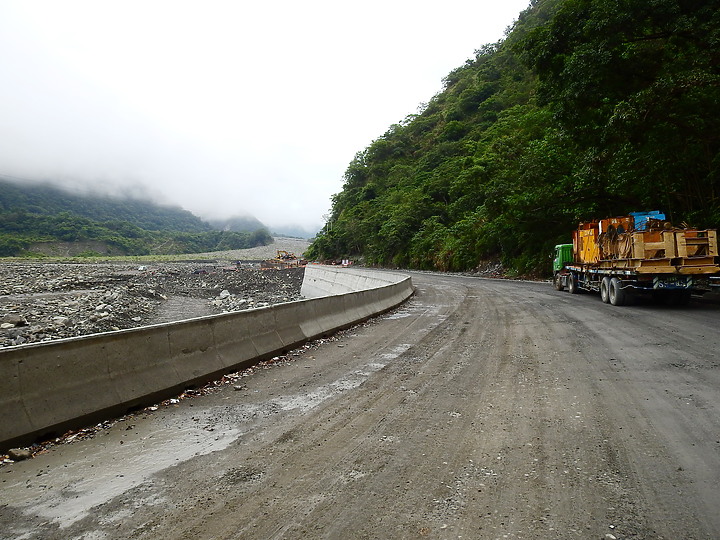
<box><xmin>1</xmin><ymin>272</ymin><xmax>719</xmax><ymax>539</ymax></box>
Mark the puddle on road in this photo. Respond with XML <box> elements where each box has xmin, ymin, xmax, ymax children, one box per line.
<box><xmin>382</xmin><ymin>299</ymin><xmax>447</xmax><ymax>332</ymax></box>
<box><xmin>272</xmin><ymin>361</ymin><xmax>387</xmax><ymax>412</ymax></box>
<box><xmin>3</xmin><ymin>418</ymin><xmax>241</xmax><ymax>529</ymax></box>
<box><xmin>385</xmin><ymin>310</ymin><xmax>413</xmax><ymax>319</ymax></box>
<box><xmin>380</xmin><ymin>343</ymin><xmax>412</xmax><ymax>360</ymax></box>
<box><xmin>3</xmin><ymin>290</ymin><xmax>454</xmax><ymax>533</ymax></box>
<box><xmin>3</xmin><ymin>359</ymin><xmax>390</xmax><ymax>531</ymax></box>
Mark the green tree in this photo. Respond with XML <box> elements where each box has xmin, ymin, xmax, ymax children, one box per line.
<box><xmin>309</xmin><ymin>0</ymin><xmax>720</xmax><ymax>274</ymax></box>
<box><xmin>519</xmin><ymin>0</ymin><xmax>720</xmax><ymax>224</ymax></box>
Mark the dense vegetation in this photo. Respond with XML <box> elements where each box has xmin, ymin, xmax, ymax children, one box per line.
<box><xmin>0</xmin><ymin>179</ymin><xmax>212</xmax><ymax>232</ymax></box>
<box><xmin>307</xmin><ymin>0</ymin><xmax>720</xmax><ymax>274</ymax></box>
<box><xmin>0</xmin><ymin>180</ymin><xmax>272</xmax><ymax>256</ymax></box>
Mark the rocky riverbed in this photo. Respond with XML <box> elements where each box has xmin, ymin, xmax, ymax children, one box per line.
<box><xmin>0</xmin><ymin>260</ymin><xmax>305</xmax><ymax>349</ymax></box>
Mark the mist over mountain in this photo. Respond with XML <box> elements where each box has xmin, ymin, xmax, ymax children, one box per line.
<box><xmin>0</xmin><ymin>178</ymin><xmax>274</xmax><ymax>256</ymax></box>
<box><xmin>0</xmin><ymin>178</ymin><xmax>212</xmax><ymax>232</ymax></box>
<box><xmin>206</xmin><ymin>215</ymin><xmax>267</xmax><ymax>233</ymax></box>
<box><xmin>0</xmin><ymin>3</ymin><xmax>530</xmax><ymax>236</ymax></box>
<box><xmin>270</xmin><ymin>225</ymin><xmax>320</xmax><ymax>240</ymax></box>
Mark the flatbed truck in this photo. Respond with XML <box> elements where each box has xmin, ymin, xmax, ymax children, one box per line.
<box><xmin>553</xmin><ymin>211</ymin><xmax>720</xmax><ymax>306</ymax></box>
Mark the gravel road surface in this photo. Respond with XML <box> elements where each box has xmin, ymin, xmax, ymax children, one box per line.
<box><xmin>2</xmin><ymin>272</ymin><xmax>719</xmax><ymax>539</ymax></box>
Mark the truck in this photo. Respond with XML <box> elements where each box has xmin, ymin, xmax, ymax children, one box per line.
<box><xmin>552</xmin><ymin>211</ymin><xmax>720</xmax><ymax>306</ymax></box>
<box><xmin>260</xmin><ymin>250</ymin><xmax>307</xmax><ymax>270</ymax></box>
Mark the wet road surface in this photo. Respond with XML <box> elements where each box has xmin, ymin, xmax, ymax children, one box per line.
<box><xmin>2</xmin><ymin>273</ymin><xmax>720</xmax><ymax>539</ymax></box>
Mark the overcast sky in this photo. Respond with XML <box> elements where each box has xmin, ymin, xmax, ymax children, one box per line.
<box><xmin>0</xmin><ymin>0</ymin><xmax>530</xmax><ymax>232</ymax></box>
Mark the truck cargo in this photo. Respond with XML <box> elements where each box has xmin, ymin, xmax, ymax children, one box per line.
<box><xmin>553</xmin><ymin>211</ymin><xmax>720</xmax><ymax>306</ymax></box>
<box><xmin>260</xmin><ymin>250</ymin><xmax>307</xmax><ymax>270</ymax></box>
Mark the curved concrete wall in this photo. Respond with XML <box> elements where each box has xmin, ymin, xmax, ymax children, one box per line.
<box><xmin>0</xmin><ymin>266</ymin><xmax>413</xmax><ymax>451</ymax></box>
<box><xmin>301</xmin><ymin>266</ymin><xmax>410</xmax><ymax>298</ymax></box>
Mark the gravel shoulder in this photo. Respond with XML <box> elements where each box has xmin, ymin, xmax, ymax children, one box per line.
<box><xmin>1</xmin><ymin>272</ymin><xmax>719</xmax><ymax>539</ymax></box>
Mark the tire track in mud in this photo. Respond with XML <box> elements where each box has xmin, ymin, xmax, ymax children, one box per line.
<box><xmin>128</xmin><ymin>279</ymin><xmax>468</xmax><ymax>540</ymax></box>
<box><xmin>3</xmin><ymin>274</ymin><xmax>720</xmax><ymax>539</ymax></box>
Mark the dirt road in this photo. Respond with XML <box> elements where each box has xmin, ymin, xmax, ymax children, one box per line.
<box><xmin>2</xmin><ymin>273</ymin><xmax>720</xmax><ymax>539</ymax></box>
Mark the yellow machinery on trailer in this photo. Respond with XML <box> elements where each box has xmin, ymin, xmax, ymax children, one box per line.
<box><xmin>553</xmin><ymin>211</ymin><xmax>720</xmax><ymax>306</ymax></box>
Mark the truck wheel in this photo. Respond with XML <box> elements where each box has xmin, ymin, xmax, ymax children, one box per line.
<box><xmin>609</xmin><ymin>277</ymin><xmax>626</xmax><ymax>306</ymax></box>
<box><xmin>553</xmin><ymin>273</ymin><xmax>564</xmax><ymax>291</ymax></box>
<box><xmin>600</xmin><ymin>277</ymin><xmax>611</xmax><ymax>303</ymax></box>
<box><xmin>567</xmin><ymin>273</ymin><xmax>579</xmax><ymax>294</ymax></box>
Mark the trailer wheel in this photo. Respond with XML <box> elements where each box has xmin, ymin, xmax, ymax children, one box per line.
<box><xmin>553</xmin><ymin>273</ymin><xmax>564</xmax><ymax>291</ymax></box>
<box><xmin>600</xmin><ymin>277</ymin><xmax>611</xmax><ymax>303</ymax></box>
<box><xmin>567</xmin><ymin>273</ymin><xmax>580</xmax><ymax>294</ymax></box>
<box><xmin>609</xmin><ymin>277</ymin><xmax>626</xmax><ymax>306</ymax></box>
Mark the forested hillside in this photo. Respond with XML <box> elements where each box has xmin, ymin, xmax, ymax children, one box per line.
<box><xmin>0</xmin><ymin>179</ymin><xmax>211</xmax><ymax>232</ymax></box>
<box><xmin>0</xmin><ymin>180</ymin><xmax>272</xmax><ymax>256</ymax></box>
<box><xmin>307</xmin><ymin>0</ymin><xmax>720</xmax><ymax>273</ymax></box>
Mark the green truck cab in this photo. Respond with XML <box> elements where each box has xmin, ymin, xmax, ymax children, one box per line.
<box><xmin>553</xmin><ymin>244</ymin><xmax>573</xmax><ymax>273</ymax></box>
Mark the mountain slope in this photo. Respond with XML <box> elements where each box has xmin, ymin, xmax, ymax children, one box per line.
<box><xmin>0</xmin><ymin>179</ymin><xmax>273</xmax><ymax>256</ymax></box>
<box><xmin>0</xmin><ymin>179</ymin><xmax>212</xmax><ymax>233</ymax></box>
<box><xmin>307</xmin><ymin>0</ymin><xmax>720</xmax><ymax>273</ymax></box>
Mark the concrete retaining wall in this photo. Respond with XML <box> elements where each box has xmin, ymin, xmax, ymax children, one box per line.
<box><xmin>301</xmin><ymin>266</ymin><xmax>409</xmax><ymax>298</ymax></box>
<box><xmin>0</xmin><ymin>265</ymin><xmax>413</xmax><ymax>451</ymax></box>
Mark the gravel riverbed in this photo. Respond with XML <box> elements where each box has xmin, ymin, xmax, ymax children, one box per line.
<box><xmin>0</xmin><ymin>238</ymin><xmax>310</xmax><ymax>349</ymax></box>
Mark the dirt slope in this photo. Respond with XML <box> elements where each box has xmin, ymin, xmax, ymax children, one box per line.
<box><xmin>1</xmin><ymin>273</ymin><xmax>719</xmax><ymax>539</ymax></box>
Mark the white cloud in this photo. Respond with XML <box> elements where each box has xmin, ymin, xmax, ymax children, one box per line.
<box><xmin>0</xmin><ymin>0</ymin><xmax>530</xmax><ymax>231</ymax></box>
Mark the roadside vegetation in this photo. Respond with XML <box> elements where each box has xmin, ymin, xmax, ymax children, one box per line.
<box><xmin>307</xmin><ymin>0</ymin><xmax>720</xmax><ymax>274</ymax></box>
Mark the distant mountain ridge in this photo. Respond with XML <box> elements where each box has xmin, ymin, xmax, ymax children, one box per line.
<box><xmin>0</xmin><ymin>178</ymin><xmax>274</xmax><ymax>256</ymax></box>
<box><xmin>207</xmin><ymin>215</ymin><xmax>266</xmax><ymax>233</ymax></box>
<box><xmin>0</xmin><ymin>179</ymin><xmax>212</xmax><ymax>232</ymax></box>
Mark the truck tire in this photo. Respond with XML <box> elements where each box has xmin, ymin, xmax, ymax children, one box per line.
<box><xmin>553</xmin><ymin>273</ymin><xmax>564</xmax><ymax>291</ymax></box>
<box><xmin>609</xmin><ymin>277</ymin><xmax>626</xmax><ymax>306</ymax></box>
<box><xmin>600</xmin><ymin>277</ymin><xmax>611</xmax><ymax>303</ymax></box>
<box><xmin>567</xmin><ymin>273</ymin><xmax>580</xmax><ymax>294</ymax></box>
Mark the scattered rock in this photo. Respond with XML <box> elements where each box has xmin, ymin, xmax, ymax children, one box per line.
<box><xmin>0</xmin><ymin>262</ymin><xmax>305</xmax><ymax>348</ymax></box>
<box><xmin>7</xmin><ymin>448</ymin><xmax>32</xmax><ymax>461</ymax></box>
<box><xmin>1</xmin><ymin>314</ymin><xmax>28</xmax><ymax>327</ymax></box>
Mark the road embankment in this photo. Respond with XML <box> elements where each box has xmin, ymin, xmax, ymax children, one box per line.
<box><xmin>0</xmin><ymin>265</ymin><xmax>413</xmax><ymax>451</ymax></box>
